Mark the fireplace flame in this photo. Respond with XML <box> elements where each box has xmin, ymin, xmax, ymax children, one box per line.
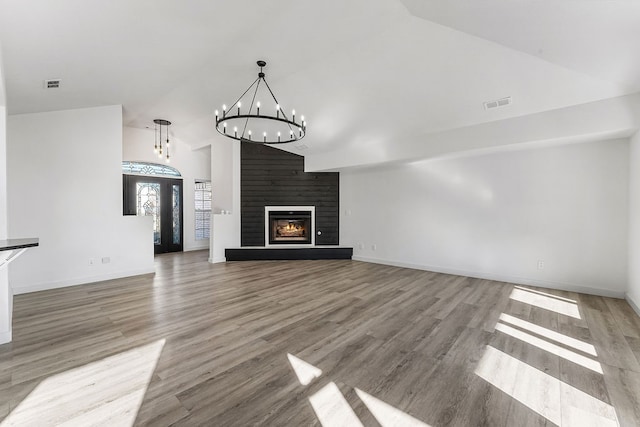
<box><xmin>276</xmin><ymin>220</ymin><xmax>306</xmax><ymax>238</ymax></box>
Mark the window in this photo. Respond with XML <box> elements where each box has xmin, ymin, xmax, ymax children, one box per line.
<box><xmin>122</xmin><ymin>161</ymin><xmax>181</xmax><ymax>177</ymax></box>
<box><xmin>195</xmin><ymin>180</ymin><xmax>212</xmax><ymax>240</ymax></box>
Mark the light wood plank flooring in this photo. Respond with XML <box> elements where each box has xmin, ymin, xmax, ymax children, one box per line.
<box><xmin>1</xmin><ymin>251</ymin><xmax>640</xmax><ymax>426</ymax></box>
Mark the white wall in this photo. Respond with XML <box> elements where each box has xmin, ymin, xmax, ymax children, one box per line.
<box><xmin>209</xmin><ymin>140</ymin><xmax>240</xmax><ymax>263</ymax></box>
<box><xmin>122</xmin><ymin>126</ymin><xmax>211</xmax><ymax>252</ymax></box>
<box><xmin>0</xmin><ymin>46</ymin><xmax>10</xmax><ymax>343</ymax></box>
<box><xmin>8</xmin><ymin>105</ymin><xmax>154</xmax><ymax>294</ymax></box>
<box><xmin>341</xmin><ymin>139</ymin><xmax>629</xmax><ymax>297</ymax></box>
<box><xmin>211</xmin><ymin>138</ymin><xmax>233</xmax><ymax>213</ymax></box>
<box><xmin>628</xmin><ymin>131</ymin><xmax>640</xmax><ymax>312</ymax></box>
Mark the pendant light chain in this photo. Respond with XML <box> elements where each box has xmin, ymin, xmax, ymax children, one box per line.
<box><xmin>152</xmin><ymin>119</ymin><xmax>172</xmax><ymax>163</ymax></box>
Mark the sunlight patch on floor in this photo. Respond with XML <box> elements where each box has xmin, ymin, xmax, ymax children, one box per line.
<box><xmin>513</xmin><ymin>286</ymin><xmax>577</xmax><ymax>303</ymax></box>
<box><xmin>355</xmin><ymin>388</ymin><xmax>431</xmax><ymax>427</ymax></box>
<box><xmin>499</xmin><ymin>313</ymin><xmax>597</xmax><ymax>356</ymax></box>
<box><xmin>287</xmin><ymin>353</ymin><xmax>323</xmax><ymax>386</ymax></box>
<box><xmin>288</xmin><ymin>353</ymin><xmax>431</xmax><ymax>426</ymax></box>
<box><xmin>1</xmin><ymin>339</ymin><xmax>165</xmax><ymax>427</ymax></box>
<box><xmin>476</xmin><ymin>346</ymin><xmax>618</xmax><ymax>427</ymax></box>
<box><xmin>309</xmin><ymin>382</ymin><xmax>363</xmax><ymax>427</ymax></box>
<box><xmin>495</xmin><ymin>322</ymin><xmax>602</xmax><ymax>374</ymax></box>
<box><xmin>510</xmin><ymin>288</ymin><xmax>581</xmax><ymax>319</ymax></box>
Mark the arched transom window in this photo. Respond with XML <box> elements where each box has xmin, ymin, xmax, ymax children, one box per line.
<box><xmin>122</xmin><ymin>161</ymin><xmax>182</xmax><ymax>177</ymax></box>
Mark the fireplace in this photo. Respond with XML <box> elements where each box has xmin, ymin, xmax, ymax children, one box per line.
<box><xmin>265</xmin><ymin>206</ymin><xmax>315</xmax><ymax>246</ymax></box>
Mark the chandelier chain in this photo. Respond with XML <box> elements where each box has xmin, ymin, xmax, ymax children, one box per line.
<box><xmin>241</xmin><ymin>78</ymin><xmax>261</xmax><ymax>140</ymax></box>
<box><xmin>262</xmin><ymin>78</ymin><xmax>295</xmax><ymax>135</ymax></box>
<box><xmin>227</xmin><ymin>77</ymin><xmax>260</xmax><ymax>115</ymax></box>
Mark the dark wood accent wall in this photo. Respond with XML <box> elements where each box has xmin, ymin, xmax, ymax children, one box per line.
<box><xmin>241</xmin><ymin>143</ymin><xmax>339</xmax><ymax>246</ymax></box>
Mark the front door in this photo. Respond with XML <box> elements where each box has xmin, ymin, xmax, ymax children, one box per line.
<box><xmin>123</xmin><ymin>175</ymin><xmax>183</xmax><ymax>254</ymax></box>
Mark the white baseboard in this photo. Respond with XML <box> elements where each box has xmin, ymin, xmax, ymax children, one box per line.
<box><xmin>352</xmin><ymin>255</ymin><xmax>626</xmax><ymax>299</ymax></box>
<box><xmin>184</xmin><ymin>245</ymin><xmax>209</xmax><ymax>252</ymax></box>
<box><xmin>209</xmin><ymin>257</ymin><xmax>226</xmax><ymax>264</ymax></box>
<box><xmin>0</xmin><ymin>330</ymin><xmax>11</xmax><ymax>345</ymax></box>
<box><xmin>626</xmin><ymin>293</ymin><xmax>640</xmax><ymax>317</ymax></box>
<box><xmin>12</xmin><ymin>267</ymin><xmax>156</xmax><ymax>295</ymax></box>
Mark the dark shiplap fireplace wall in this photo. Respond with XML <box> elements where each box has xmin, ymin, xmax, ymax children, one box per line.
<box><xmin>241</xmin><ymin>143</ymin><xmax>339</xmax><ymax>246</ymax></box>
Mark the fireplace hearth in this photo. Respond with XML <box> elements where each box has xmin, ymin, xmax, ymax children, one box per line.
<box><xmin>265</xmin><ymin>206</ymin><xmax>315</xmax><ymax>246</ymax></box>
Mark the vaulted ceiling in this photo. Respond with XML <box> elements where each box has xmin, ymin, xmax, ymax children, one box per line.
<box><xmin>1</xmin><ymin>0</ymin><xmax>639</xmax><ymax>170</ymax></box>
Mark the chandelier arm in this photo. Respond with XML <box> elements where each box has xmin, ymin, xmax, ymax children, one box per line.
<box><xmin>241</xmin><ymin>78</ymin><xmax>261</xmax><ymax>139</ymax></box>
<box><xmin>262</xmin><ymin>77</ymin><xmax>296</xmax><ymax>136</ymax></box>
<box><xmin>225</xmin><ymin>77</ymin><xmax>260</xmax><ymax>115</ymax></box>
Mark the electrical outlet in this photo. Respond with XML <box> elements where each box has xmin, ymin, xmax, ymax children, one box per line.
<box><xmin>372</xmin><ymin>244</ymin><xmax>377</xmax><ymax>251</ymax></box>
<box><xmin>537</xmin><ymin>260</ymin><xmax>545</xmax><ymax>270</ymax></box>
<box><xmin>102</xmin><ymin>257</ymin><xmax>111</xmax><ymax>264</ymax></box>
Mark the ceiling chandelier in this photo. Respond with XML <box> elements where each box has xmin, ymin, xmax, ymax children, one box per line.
<box><xmin>153</xmin><ymin>119</ymin><xmax>171</xmax><ymax>163</ymax></box>
<box><xmin>215</xmin><ymin>60</ymin><xmax>306</xmax><ymax>144</ymax></box>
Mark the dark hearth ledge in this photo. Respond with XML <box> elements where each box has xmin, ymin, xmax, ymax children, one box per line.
<box><xmin>225</xmin><ymin>246</ymin><xmax>353</xmax><ymax>261</ymax></box>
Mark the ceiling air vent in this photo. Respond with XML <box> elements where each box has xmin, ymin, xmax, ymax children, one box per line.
<box><xmin>44</xmin><ymin>79</ymin><xmax>61</xmax><ymax>89</ymax></box>
<box><xmin>484</xmin><ymin>96</ymin><xmax>511</xmax><ymax>110</ymax></box>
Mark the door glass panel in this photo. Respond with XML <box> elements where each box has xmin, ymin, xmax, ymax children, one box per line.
<box><xmin>173</xmin><ymin>184</ymin><xmax>181</xmax><ymax>244</ymax></box>
<box><xmin>137</xmin><ymin>182</ymin><xmax>161</xmax><ymax>245</ymax></box>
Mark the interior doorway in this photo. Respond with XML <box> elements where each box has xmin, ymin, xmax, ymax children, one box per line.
<box><xmin>123</xmin><ymin>174</ymin><xmax>184</xmax><ymax>254</ymax></box>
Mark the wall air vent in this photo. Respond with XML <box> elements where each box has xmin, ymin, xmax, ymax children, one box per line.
<box><xmin>44</xmin><ymin>79</ymin><xmax>61</xmax><ymax>89</ymax></box>
<box><xmin>484</xmin><ymin>96</ymin><xmax>511</xmax><ymax>110</ymax></box>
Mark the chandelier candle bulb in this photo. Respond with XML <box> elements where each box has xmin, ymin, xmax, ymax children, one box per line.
<box><xmin>234</xmin><ymin>127</ymin><xmax>238</xmax><ymax>138</ymax></box>
<box><xmin>222</xmin><ymin>104</ymin><xmax>227</xmax><ymax>118</ymax></box>
<box><xmin>215</xmin><ymin>110</ymin><xmax>219</xmax><ymax>121</ymax></box>
<box><xmin>263</xmin><ymin>131</ymin><xmax>267</xmax><ymax>142</ymax></box>
<box><xmin>223</xmin><ymin>122</ymin><xmax>227</xmax><ymax>134</ymax></box>
<box><xmin>237</xmin><ymin>102</ymin><xmax>241</xmax><ymax>115</ymax></box>
<box><xmin>248</xmin><ymin>130</ymin><xmax>252</xmax><ymax>140</ymax></box>
<box><xmin>292</xmin><ymin>109</ymin><xmax>296</xmax><ymax>122</ymax></box>
<box><xmin>278</xmin><ymin>131</ymin><xmax>281</xmax><ymax>142</ymax></box>
<box><xmin>276</xmin><ymin>104</ymin><xmax>280</xmax><ymax>118</ymax></box>
<box><xmin>257</xmin><ymin>102</ymin><xmax>260</xmax><ymax>115</ymax></box>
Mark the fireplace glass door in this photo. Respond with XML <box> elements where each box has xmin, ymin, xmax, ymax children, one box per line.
<box><xmin>268</xmin><ymin>211</ymin><xmax>312</xmax><ymax>245</ymax></box>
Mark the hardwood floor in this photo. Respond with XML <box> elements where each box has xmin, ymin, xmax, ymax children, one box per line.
<box><xmin>1</xmin><ymin>250</ymin><xmax>640</xmax><ymax>426</ymax></box>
